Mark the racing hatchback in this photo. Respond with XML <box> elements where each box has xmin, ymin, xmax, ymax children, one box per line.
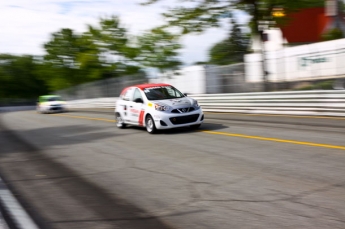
<box><xmin>115</xmin><ymin>83</ymin><xmax>204</xmax><ymax>133</ymax></box>
<box><xmin>36</xmin><ymin>95</ymin><xmax>67</xmax><ymax>114</ymax></box>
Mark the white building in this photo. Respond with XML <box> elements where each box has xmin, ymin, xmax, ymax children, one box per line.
<box><xmin>245</xmin><ymin>37</ymin><xmax>345</xmax><ymax>83</ymax></box>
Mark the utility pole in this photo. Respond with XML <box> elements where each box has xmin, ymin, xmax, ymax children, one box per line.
<box><xmin>260</xmin><ymin>30</ymin><xmax>269</xmax><ymax>91</ymax></box>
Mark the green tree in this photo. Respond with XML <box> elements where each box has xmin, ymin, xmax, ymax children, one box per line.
<box><xmin>0</xmin><ymin>54</ymin><xmax>48</xmax><ymax>99</ymax></box>
<box><xmin>42</xmin><ymin>17</ymin><xmax>138</xmax><ymax>91</ymax></box>
<box><xmin>136</xmin><ymin>28</ymin><xmax>182</xmax><ymax>72</ymax></box>
<box><xmin>209</xmin><ymin>21</ymin><xmax>250</xmax><ymax>65</ymax></box>
<box><xmin>322</xmin><ymin>28</ymin><xmax>344</xmax><ymax>41</ymax></box>
<box><xmin>43</xmin><ymin>28</ymin><xmax>89</xmax><ymax>90</ymax></box>
<box><xmin>41</xmin><ymin>15</ymin><xmax>184</xmax><ymax>90</ymax></box>
<box><xmin>84</xmin><ymin>16</ymin><xmax>141</xmax><ymax>76</ymax></box>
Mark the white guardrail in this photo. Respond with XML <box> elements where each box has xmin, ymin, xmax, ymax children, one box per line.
<box><xmin>66</xmin><ymin>90</ymin><xmax>345</xmax><ymax>117</ymax></box>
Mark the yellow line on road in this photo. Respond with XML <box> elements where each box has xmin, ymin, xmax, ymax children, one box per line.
<box><xmin>204</xmin><ymin>112</ymin><xmax>345</xmax><ymax>120</ymax></box>
<box><xmin>201</xmin><ymin>130</ymin><xmax>345</xmax><ymax>150</ymax></box>
<box><xmin>52</xmin><ymin>113</ymin><xmax>345</xmax><ymax>150</ymax></box>
<box><xmin>52</xmin><ymin>113</ymin><xmax>116</xmax><ymax>122</ymax></box>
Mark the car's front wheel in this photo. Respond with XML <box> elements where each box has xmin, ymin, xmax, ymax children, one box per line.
<box><xmin>145</xmin><ymin>115</ymin><xmax>157</xmax><ymax>134</ymax></box>
<box><xmin>115</xmin><ymin>113</ymin><xmax>126</xmax><ymax>129</ymax></box>
<box><xmin>37</xmin><ymin>106</ymin><xmax>45</xmax><ymax>114</ymax></box>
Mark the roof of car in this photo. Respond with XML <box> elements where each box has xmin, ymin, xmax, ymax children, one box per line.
<box><xmin>39</xmin><ymin>95</ymin><xmax>60</xmax><ymax>98</ymax></box>
<box><xmin>134</xmin><ymin>83</ymin><xmax>172</xmax><ymax>90</ymax></box>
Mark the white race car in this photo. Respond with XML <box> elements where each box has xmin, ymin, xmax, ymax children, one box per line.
<box><xmin>115</xmin><ymin>83</ymin><xmax>204</xmax><ymax>133</ymax></box>
<box><xmin>36</xmin><ymin>95</ymin><xmax>67</xmax><ymax>114</ymax></box>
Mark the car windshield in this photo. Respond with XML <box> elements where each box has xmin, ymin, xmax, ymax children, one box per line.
<box><xmin>47</xmin><ymin>96</ymin><xmax>62</xmax><ymax>102</ymax></box>
<box><xmin>143</xmin><ymin>86</ymin><xmax>185</xmax><ymax>101</ymax></box>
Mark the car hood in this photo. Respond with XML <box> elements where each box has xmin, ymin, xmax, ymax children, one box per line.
<box><xmin>152</xmin><ymin>97</ymin><xmax>194</xmax><ymax>108</ymax></box>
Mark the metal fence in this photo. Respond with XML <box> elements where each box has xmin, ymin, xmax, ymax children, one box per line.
<box><xmin>193</xmin><ymin>90</ymin><xmax>345</xmax><ymax>116</ymax></box>
<box><xmin>66</xmin><ymin>90</ymin><xmax>345</xmax><ymax>117</ymax></box>
<box><xmin>55</xmin><ymin>64</ymin><xmax>254</xmax><ymax>100</ymax></box>
<box><xmin>55</xmin><ymin>74</ymin><xmax>147</xmax><ymax>101</ymax></box>
<box><xmin>204</xmin><ymin>63</ymin><xmax>255</xmax><ymax>93</ymax></box>
<box><xmin>54</xmin><ymin>62</ymin><xmax>345</xmax><ymax>101</ymax></box>
<box><xmin>150</xmin><ymin>63</ymin><xmax>259</xmax><ymax>94</ymax></box>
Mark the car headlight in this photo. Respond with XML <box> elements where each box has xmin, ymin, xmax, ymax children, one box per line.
<box><xmin>154</xmin><ymin>103</ymin><xmax>170</xmax><ymax>112</ymax></box>
<box><xmin>193</xmin><ymin>100</ymin><xmax>200</xmax><ymax>109</ymax></box>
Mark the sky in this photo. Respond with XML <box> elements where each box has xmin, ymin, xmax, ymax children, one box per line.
<box><xmin>0</xmin><ymin>0</ymin><xmax>250</xmax><ymax>66</ymax></box>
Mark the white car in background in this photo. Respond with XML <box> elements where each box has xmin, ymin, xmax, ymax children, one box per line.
<box><xmin>115</xmin><ymin>83</ymin><xmax>204</xmax><ymax>133</ymax></box>
<box><xmin>36</xmin><ymin>95</ymin><xmax>67</xmax><ymax>113</ymax></box>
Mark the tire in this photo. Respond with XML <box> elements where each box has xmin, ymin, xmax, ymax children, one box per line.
<box><xmin>190</xmin><ymin>124</ymin><xmax>201</xmax><ymax>130</ymax></box>
<box><xmin>145</xmin><ymin>115</ymin><xmax>157</xmax><ymax>134</ymax></box>
<box><xmin>36</xmin><ymin>106</ymin><xmax>43</xmax><ymax>114</ymax></box>
<box><xmin>115</xmin><ymin>113</ymin><xmax>126</xmax><ymax>129</ymax></box>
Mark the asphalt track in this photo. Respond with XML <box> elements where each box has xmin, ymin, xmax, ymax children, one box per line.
<box><xmin>0</xmin><ymin>109</ymin><xmax>344</xmax><ymax>229</ymax></box>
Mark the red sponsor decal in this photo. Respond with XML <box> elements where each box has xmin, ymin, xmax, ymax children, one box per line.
<box><xmin>139</xmin><ymin>110</ymin><xmax>145</xmax><ymax>126</ymax></box>
<box><xmin>130</xmin><ymin>108</ymin><xmax>139</xmax><ymax>114</ymax></box>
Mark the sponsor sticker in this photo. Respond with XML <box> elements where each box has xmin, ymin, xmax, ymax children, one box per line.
<box><xmin>130</xmin><ymin>108</ymin><xmax>139</xmax><ymax>114</ymax></box>
<box><xmin>145</xmin><ymin>86</ymin><xmax>172</xmax><ymax>90</ymax></box>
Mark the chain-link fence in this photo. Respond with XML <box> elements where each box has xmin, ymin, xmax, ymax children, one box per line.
<box><xmin>54</xmin><ymin>58</ymin><xmax>345</xmax><ymax>101</ymax></box>
<box><xmin>55</xmin><ymin>63</ymin><xmax>263</xmax><ymax>100</ymax></box>
<box><xmin>150</xmin><ymin>63</ymin><xmax>262</xmax><ymax>94</ymax></box>
<box><xmin>55</xmin><ymin>74</ymin><xmax>147</xmax><ymax>100</ymax></box>
<box><xmin>204</xmin><ymin>63</ymin><xmax>262</xmax><ymax>93</ymax></box>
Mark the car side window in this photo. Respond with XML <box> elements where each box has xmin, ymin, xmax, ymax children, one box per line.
<box><xmin>132</xmin><ymin>88</ymin><xmax>143</xmax><ymax>102</ymax></box>
<box><xmin>122</xmin><ymin>88</ymin><xmax>133</xmax><ymax>101</ymax></box>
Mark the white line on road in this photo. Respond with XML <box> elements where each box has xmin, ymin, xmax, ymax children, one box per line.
<box><xmin>0</xmin><ymin>177</ymin><xmax>39</xmax><ymax>229</ymax></box>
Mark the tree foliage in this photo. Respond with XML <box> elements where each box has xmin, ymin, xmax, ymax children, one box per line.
<box><xmin>84</xmin><ymin>16</ymin><xmax>141</xmax><ymax>75</ymax></box>
<box><xmin>322</xmin><ymin>28</ymin><xmax>344</xmax><ymax>41</ymax></box>
<box><xmin>43</xmin><ymin>28</ymin><xmax>87</xmax><ymax>90</ymax></box>
<box><xmin>209</xmin><ymin>21</ymin><xmax>250</xmax><ymax>65</ymax></box>
<box><xmin>1</xmin><ymin>15</ymin><xmax>183</xmax><ymax>97</ymax></box>
<box><xmin>42</xmin><ymin>17</ymin><xmax>140</xmax><ymax>91</ymax></box>
<box><xmin>39</xmin><ymin>16</ymin><xmax>183</xmax><ymax>91</ymax></box>
<box><xmin>142</xmin><ymin>0</ymin><xmax>325</xmax><ymax>35</ymax></box>
<box><xmin>136</xmin><ymin>28</ymin><xmax>182</xmax><ymax>72</ymax></box>
<box><xmin>0</xmin><ymin>54</ymin><xmax>48</xmax><ymax>99</ymax></box>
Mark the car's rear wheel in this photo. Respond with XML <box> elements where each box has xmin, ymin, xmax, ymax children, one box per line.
<box><xmin>190</xmin><ymin>124</ymin><xmax>201</xmax><ymax>130</ymax></box>
<box><xmin>115</xmin><ymin>113</ymin><xmax>126</xmax><ymax>128</ymax></box>
<box><xmin>145</xmin><ymin>115</ymin><xmax>156</xmax><ymax>134</ymax></box>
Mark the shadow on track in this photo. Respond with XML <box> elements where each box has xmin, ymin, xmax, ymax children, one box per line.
<box><xmin>0</xmin><ymin>124</ymin><xmax>138</xmax><ymax>155</ymax></box>
<box><xmin>126</xmin><ymin>122</ymin><xmax>228</xmax><ymax>135</ymax></box>
<box><xmin>0</xmin><ymin>115</ymin><xmax>174</xmax><ymax>229</ymax></box>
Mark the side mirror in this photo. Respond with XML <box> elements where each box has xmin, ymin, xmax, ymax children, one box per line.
<box><xmin>184</xmin><ymin>93</ymin><xmax>188</xmax><ymax>97</ymax></box>
<box><xmin>134</xmin><ymin>98</ymin><xmax>144</xmax><ymax>103</ymax></box>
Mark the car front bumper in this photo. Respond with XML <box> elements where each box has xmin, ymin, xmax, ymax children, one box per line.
<box><xmin>39</xmin><ymin>105</ymin><xmax>66</xmax><ymax>113</ymax></box>
<box><xmin>151</xmin><ymin>110</ymin><xmax>204</xmax><ymax>129</ymax></box>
